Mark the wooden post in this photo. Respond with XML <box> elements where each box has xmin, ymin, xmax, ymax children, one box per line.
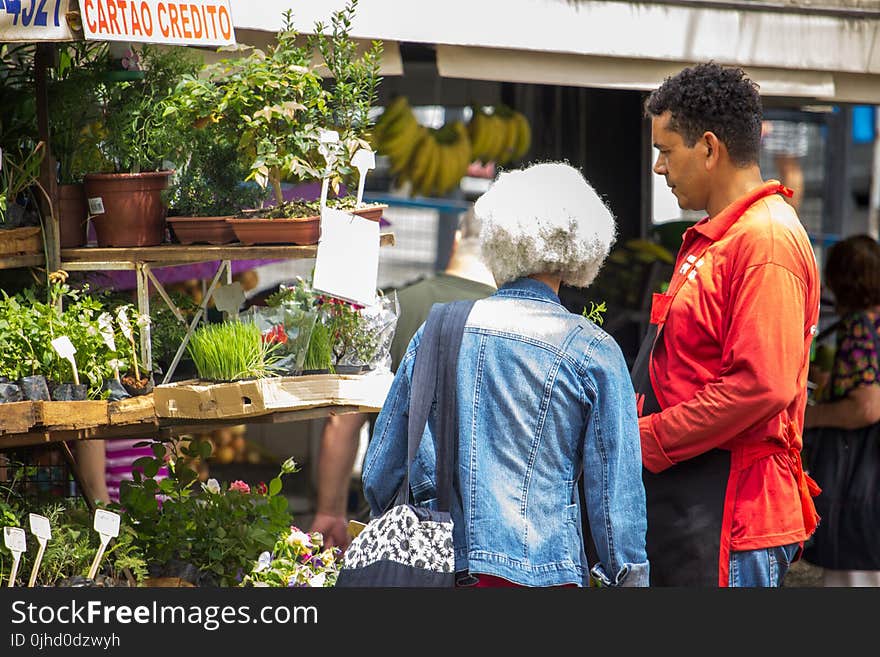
<box><xmin>35</xmin><ymin>44</ymin><xmax>61</xmax><ymax>276</ymax></box>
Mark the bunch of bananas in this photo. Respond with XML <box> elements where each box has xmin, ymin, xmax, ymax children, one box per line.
<box><xmin>372</xmin><ymin>96</ymin><xmax>473</xmax><ymax>197</ymax></box>
<box><xmin>469</xmin><ymin>105</ymin><xmax>531</xmax><ymax>166</ymax></box>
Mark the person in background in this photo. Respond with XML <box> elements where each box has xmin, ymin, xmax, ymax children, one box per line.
<box><xmin>309</xmin><ymin>208</ymin><xmax>496</xmax><ymax>548</ymax></box>
<box><xmin>762</xmin><ymin>119</ymin><xmax>809</xmax><ymax>213</ymax></box>
<box><xmin>363</xmin><ymin>162</ymin><xmax>649</xmax><ymax>587</ymax></box>
<box><xmin>638</xmin><ymin>62</ymin><xmax>821</xmax><ymax>587</ymax></box>
<box><xmin>804</xmin><ymin>234</ymin><xmax>880</xmax><ymax>587</ymax></box>
<box><xmin>76</xmin><ymin>439</ymin><xmax>168</xmax><ymax>505</ymax></box>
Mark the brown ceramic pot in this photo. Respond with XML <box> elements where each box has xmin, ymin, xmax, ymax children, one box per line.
<box><xmin>167</xmin><ymin>216</ymin><xmax>237</xmax><ymax>245</ymax></box>
<box><xmin>58</xmin><ymin>183</ymin><xmax>89</xmax><ymax>248</ymax></box>
<box><xmin>226</xmin><ymin>216</ymin><xmax>321</xmax><ymax>245</ymax></box>
<box><xmin>351</xmin><ymin>204</ymin><xmax>388</xmax><ymax>222</ymax></box>
<box><xmin>84</xmin><ymin>171</ymin><xmax>172</xmax><ymax>247</ymax></box>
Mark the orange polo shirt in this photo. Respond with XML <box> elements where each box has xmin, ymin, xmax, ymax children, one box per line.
<box><xmin>639</xmin><ymin>181</ymin><xmax>821</xmax><ymax>550</ymax></box>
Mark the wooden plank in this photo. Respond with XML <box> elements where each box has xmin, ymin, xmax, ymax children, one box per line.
<box><xmin>0</xmin><ymin>402</ymin><xmax>37</xmax><ymax>434</ymax></box>
<box><xmin>0</xmin><ymin>254</ymin><xmax>44</xmax><ymax>270</ymax></box>
<box><xmin>108</xmin><ymin>394</ymin><xmax>157</xmax><ymax>426</ymax></box>
<box><xmin>61</xmin><ymin>233</ymin><xmax>395</xmax><ymax>265</ymax></box>
<box><xmin>35</xmin><ymin>400</ymin><xmax>109</xmax><ymax>430</ymax></box>
<box><xmin>159</xmin><ymin>405</ymin><xmax>366</xmax><ymax>436</ymax></box>
<box><xmin>0</xmin><ymin>227</ymin><xmax>42</xmax><ymax>256</ymax></box>
<box><xmin>0</xmin><ymin>422</ymin><xmax>159</xmax><ymax>450</ymax></box>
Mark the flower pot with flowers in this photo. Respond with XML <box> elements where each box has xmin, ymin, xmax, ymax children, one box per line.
<box><xmin>168</xmin><ymin>1</ymin><xmax>384</xmax><ymax>245</ymax></box>
<box><xmin>84</xmin><ymin>45</ymin><xmax>202</xmax><ymax>247</ymax></box>
<box><xmin>118</xmin><ymin>435</ymin><xmax>299</xmax><ymax>587</ymax></box>
<box><xmin>242</xmin><ymin>526</ymin><xmax>341</xmax><ymax>587</ymax></box>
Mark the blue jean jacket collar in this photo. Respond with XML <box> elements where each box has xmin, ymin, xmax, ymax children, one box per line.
<box><xmin>495</xmin><ymin>277</ymin><xmax>562</xmax><ymax>305</ymax></box>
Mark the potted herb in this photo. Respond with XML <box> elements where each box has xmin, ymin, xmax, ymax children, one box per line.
<box><xmin>187</xmin><ymin>320</ymin><xmax>282</xmax><ymax>382</ymax></box>
<box><xmin>113</xmin><ymin>304</ymin><xmax>153</xmax><ymax>396</ymax></box>
<box><xmin>84</xmin><ymin>45</ymin><xmax>202</xmax><ymax>247</ymax></box>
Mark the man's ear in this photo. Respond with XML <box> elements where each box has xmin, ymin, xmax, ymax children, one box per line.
<box><xmin>703</xmin><ymin>131</ymin><xmax>722</xmax><ymax>170</ymax></box>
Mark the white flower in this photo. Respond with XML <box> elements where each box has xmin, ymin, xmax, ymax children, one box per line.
<box><xmin>308</xmin><ymin>572</ymin><xmax>326</xmax><ymax>588</ymax></box>
<box><xmin>254</xmin><ymin>551</ymin><xmax>272</xmax><ymax>573</ymax></box>
<box><xmin>285</xmin><ymin>529</ymin><xmax>312</xmax><ymax>549</ymax></box>
<box><xmin>204</xmin><ymin>478</ymin><xmax>221</xmax><ymax>494</ymax></box>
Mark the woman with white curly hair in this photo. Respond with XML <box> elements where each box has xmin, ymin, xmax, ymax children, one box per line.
<box><xmin>363</xmin><ymin>162</ymin><xmax>649</xmax><ymax>587</ymax></box>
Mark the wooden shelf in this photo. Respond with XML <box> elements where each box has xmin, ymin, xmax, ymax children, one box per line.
<box><xmin>0</xmin><ymin>404</ymin><xmax>369</xmax><ymax>449</ymax></box>
<box><xmin>0</xmin><ymin>254</ymin><xmax>45</xmax><ymax>270</ymax></box>
<box><xmin>60</xmin><ymin>232</ymin><xmax>395</xmax><ymax>267</ymax></box>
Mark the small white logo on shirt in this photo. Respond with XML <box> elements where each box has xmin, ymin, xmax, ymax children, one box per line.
<box><xmin>679</xmin><ymin>254</ymin><xmax>705</xmax><ymax>281</ymax></box>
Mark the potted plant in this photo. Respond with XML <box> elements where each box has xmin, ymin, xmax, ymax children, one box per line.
<box><xmin>169</xmin><ymin>2</ymin><xmax>384</xmax><ymax>245</ymax></box>
<box><xmin>48</xmin><ymin>41</ymin><xmax>111</xmax><ymax>248</ymax></box>
<box><xmin>118</xmin><ymin>436</ymin><xmax>299</xmax><ymax>587</ymax></box>
<box><xmin>187</xmin><ymin>320</ymin><xmax>282</xmax><ymax>382</ymax></box>
<box><xmin>241</xmin><ymin>526</ymin><xmax>341</xmax><ymax>587</ymax></box>
<box><xmin>164</xmin><ymin>132</ymin><xmax>268</xmax><ymax>245</ymax></box>
<box><xmin>84</xmin><ymin>45</ymin><xmax>202</xmax><ymax>247</ymax></box>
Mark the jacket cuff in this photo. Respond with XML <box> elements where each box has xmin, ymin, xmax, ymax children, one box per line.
<box><xmin>639</xmin><ymin>414</ymin><xmax>675</xmax><ymax>473</ymax></box>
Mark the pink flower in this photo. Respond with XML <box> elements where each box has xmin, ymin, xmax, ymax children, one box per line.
<box><xmin>229</xmin><ymin>480</ymin><xmax>251</xmax><ymax>494</ymax></box>
<box><xmin>255</xmin><ymin>481</ymin><xmax>268</xmax><ymax>496</ymax></box>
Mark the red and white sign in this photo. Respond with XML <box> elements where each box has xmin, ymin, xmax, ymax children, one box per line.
<box><xmin>78</xmin><ymin>0</ymin><xmax>235</xmax><ymax>46</ymax></box>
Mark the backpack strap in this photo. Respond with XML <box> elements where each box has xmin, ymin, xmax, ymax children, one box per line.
<box><xmin>394</xmin><ymin>300</ymin><xmax>475</xmax><ymax>511</ymax></box>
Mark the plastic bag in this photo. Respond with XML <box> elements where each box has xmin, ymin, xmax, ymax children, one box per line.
<box><xmin>246</xmin><ymin>304</ymin><xmax>319</xmax><ymax>376</ymax></box>
<box><xmin>332</xmin><ymin>291</ymin><xmax>399</xmax><ymax>373</ymax></box>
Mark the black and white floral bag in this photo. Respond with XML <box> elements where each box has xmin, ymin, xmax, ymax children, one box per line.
<box><xmin>336</xmin><ymin>300</ymin><xmax>473</xmax><ymax>587</ymax></box>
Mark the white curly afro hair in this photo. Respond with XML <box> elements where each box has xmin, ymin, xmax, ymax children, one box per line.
<box><xmin>474</xmin><ymin>162</ymin><xmax>617</xmax><ymax>288</ymax></box>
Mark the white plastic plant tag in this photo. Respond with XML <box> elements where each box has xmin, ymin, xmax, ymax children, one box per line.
<box><xmin>213</xmin><ymin>282</ymin><xmax>245</xmax><ymax>318</ymax></box>
<box><xmin>97</xmin><ymin>313</ymin><xmax>117</xmax><ymax>351</ymax></box>
<box><xmin>88</xmin><ymin>197</ymin><xmax>105</xmax><ymax>215</ymax></box>
<box><xmin>4</xmin><ymin>526</ymin><xmax>25</xmax><ymax>587</ymax></box>
<box><xmin>87</xmin><ymin>510</ymin><xmax>120</xmax><ymax>580</ymax></box>
<box><xmin>93</xmin><ymin>509</ymin><xmax>120</xmax><ymax>538</ymax></box>
<box><xmin>312</xmin><ymin>208</ymin><xmax>380</xmax><ymax>307</ymax></box>
<box><xmin>351</xmin><ymin>149</ymin><xmax>376</xmax><ymax>207</ymax></box>
<box><xmin>116</xmin><ymin>307</ymin><xmax>133</xmax><ymax>340</ymax></box>
<box><xmin>28</xmin><ymin>514</ymin><xmax>51</xmax><ymax>541</ymax></box>
<box><xmin>51</xmin><ymin>336</ymin><xmax>80</xmax><ymax>385</ymax></box>
<box><xmin>27</xmin><ymin>514</ymin><xmax>51</xmax><ymax>588</ymax></box>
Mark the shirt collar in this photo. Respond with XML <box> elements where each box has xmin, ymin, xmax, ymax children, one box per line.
<box><xmin>690</xmin><ymin>180</ymin><xmax>792</xmax><ymax>242</ymax></box>
<box><xmin>494</xmin><ymin>277</ymin><xmax>562</xmax><ymax>305</ymax></box>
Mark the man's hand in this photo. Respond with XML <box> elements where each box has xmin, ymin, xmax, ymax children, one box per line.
<box><xmin>310</xmin><ymin>512</ymin><xmax>351</xmax><ymax>550</ymax></box>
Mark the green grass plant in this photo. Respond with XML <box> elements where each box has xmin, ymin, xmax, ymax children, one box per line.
<box><xmin>187</xmin><ymin>321</ymin><xmax>281</xmax><ymax>382</ymax></box>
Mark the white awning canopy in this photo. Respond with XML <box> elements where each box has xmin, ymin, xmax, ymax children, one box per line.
<box><xmin>229</xmin><ymin>0</ymin><xmax>880</xmax><ymax>102</ymax></box>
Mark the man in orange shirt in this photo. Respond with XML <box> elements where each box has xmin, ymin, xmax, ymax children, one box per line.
<box><xmin>635</xmin><ymin>62</ymin><xmax>821</xmax><ymax>586</ymax></box>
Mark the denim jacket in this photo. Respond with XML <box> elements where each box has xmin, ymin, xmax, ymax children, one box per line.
<box><xmin>362</xmin><ymin>278</ymin><xmax>649</xmax><ymax>587</ymax></box>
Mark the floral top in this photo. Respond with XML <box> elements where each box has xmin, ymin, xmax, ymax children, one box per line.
<box><xmin>829</xmin><ymin>311</ymin><xmax>880</xmax><ymax>401</ymax></box>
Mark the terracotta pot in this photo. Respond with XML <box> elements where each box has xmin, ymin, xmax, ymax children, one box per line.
<box><xmin>351</xmin><ymin>204</ymin><xmax>388</xmax><ymax>222</ymax></box>
<box><xmin>84</xmin><ymin>171</ymin><xmax>172</xmax><ymax>247</ymax></box>
<box><xmin>167</xmin><ymin>216</ymin><xmax>237</xmax><ymax>245</ymax></box>
<box><xmin>226</xmin><ymin>216</ymin><xmax>321</xmax><ymax>245</ymax></box>
<box><xmin>58</xmin><ymin>183</ymin><xmax>89</xmax><ymax>248</ymax></box>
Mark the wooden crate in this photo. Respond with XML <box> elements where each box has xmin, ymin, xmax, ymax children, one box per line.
<box><xmin>0</xmin><ymin>401</ymin><xmax>37</xmax><ymax>435</ymax></box>
<box><xmin>108</xmin><ymin>394</ymin><xmax>156</xmax><ymax>426</ymax></box>
<box><xmin>35</xmin><ymin>400</ymin><xmax>109</xmax><ymax>430</ymax></box>
<box><xmin>153</xmin><ymin>373</ymin><xmax>395</xmax><ymax>420</ymax></box>
<box><xmin>0</xmin><ymin>227</ymin><xmax>43</xmax><ymax>256</ymax></box>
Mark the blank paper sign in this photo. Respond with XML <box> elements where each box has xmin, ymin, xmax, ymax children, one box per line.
<box><xmin>312</xmin><ymin>208</ymin><xmax>380</xmax><ymax>307</ymax></box>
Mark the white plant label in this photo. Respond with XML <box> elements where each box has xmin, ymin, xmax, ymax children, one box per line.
<box><xmin>313</xmin><ymin>208</ymin><xmax>380</xmax><ymax>307</ymax></box>
<box><xmin>116</xmin><ymin>308</ymin><xmax>133</xmax><ymax>340</ymax></box>
<box><xmin>88</xmin><ymin>197</ymin><xmax>105</xmax><ymax>215</ymax></box>
<box><xmin>28</xmin><ymin>514</ymin><xmax>51</xmax><ymax>541</ymax></box>
<box><xmin>98</xmin><ymin>313</ymin><xmax>117</xmax><ymax>351</ymax></box>
<box><xmin>93</xmin><ymin>509</ymin><xmax>120</xmax><ymax>538</ymax></box>
<box><xmin>4</xmin><ymin>527</ymin><xmax>25</xmax><ymax>587</ymax></box>
<box><xmin>88</xmin><ymin>510</ymin><xmax>121</xmax><ymax>580</ymax></box>
<box><xmin>27</xmin><ymin>514</ymin><xmax>51</xmax><ymax>588</ymax></box>
<box><xmin>51</xmin><ymin>335</ymin><xmax>76</xmax><ymax>360</ymax></box>
<box><xmin>3</xmin><ymin>526</ymin><xmax>25</xmax><ymax>553</ymax></box>
<box><xmin>351</xmin><ymin>149</ymin><xmax>376</xmax><ymax>207</ymax></box>
<box><xmin>213</xmin><ymin>282</ymin><xmax>245</xmax><ymax>318</ymax></box>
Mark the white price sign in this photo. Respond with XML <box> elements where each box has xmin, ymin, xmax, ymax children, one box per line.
<box><xmin>0</xmin><ymin>0</ymin><xmax>77</xmax><ymax>42</ymax></box>
<box><xmin>28</xmin><ymin>514</ymin><xmax>51</xmax><ymax>541</ymax></box>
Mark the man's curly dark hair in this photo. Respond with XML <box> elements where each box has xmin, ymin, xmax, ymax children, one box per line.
<box><xmin>645</xmin><ymin>62</ymin><xmax>763</xmax><ymax>167</ymax></box>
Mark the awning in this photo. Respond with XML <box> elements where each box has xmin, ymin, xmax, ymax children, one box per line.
<box><xmin>229</xmin><ymin>0</ymin><xmax>880</xmax><ymax>103</ymax></box>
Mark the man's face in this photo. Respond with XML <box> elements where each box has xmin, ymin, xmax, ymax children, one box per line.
<box><xmin>651</xmin><ymin>111</ymin><xmax>710</xmax><ymax>212</ymax></box>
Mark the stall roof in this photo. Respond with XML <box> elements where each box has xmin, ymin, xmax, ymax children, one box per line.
<box><xmin>230</xmin><ymin>0</ymin><xmax>880</xmax><ymax>102</ymax></box>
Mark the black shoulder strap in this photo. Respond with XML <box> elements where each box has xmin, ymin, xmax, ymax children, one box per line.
<box><xmin>394</xmin><ymin>300</ymin><xmax>475</xmax><ymax>511</ymax></box>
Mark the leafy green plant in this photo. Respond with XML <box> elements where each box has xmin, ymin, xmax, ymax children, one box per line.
<box><xmin>96</xmin><ymin>45</ymin><xmax>202</xmax><ymax>173</ymax></box>
<box><xmin>242</xmin><ymin>526</ymin><xmax>341</xmax><ymax>587</ymax></box>
<box><xmin>187</xmin><ymin>321</ymin><xmax>282</xmax><ymax>382</ymax></box>
<box><xmin>119</xmin><ymin>437</ymin><xmax>299</xmax><ymax>586</ymax></box>
<box><xmin>164</xmin><ymin>131</ymin><xmax>268</xmax><ymax>217</ymax></box>
<box><xmin>0</xmin><ymin>141</ymin><xmax>45</xmax><ymax>226</ymax></box>
<box><xmin>582</xmin><ymin>300</ymin><xmax>607</xmax><ymax>326</ymax></box>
